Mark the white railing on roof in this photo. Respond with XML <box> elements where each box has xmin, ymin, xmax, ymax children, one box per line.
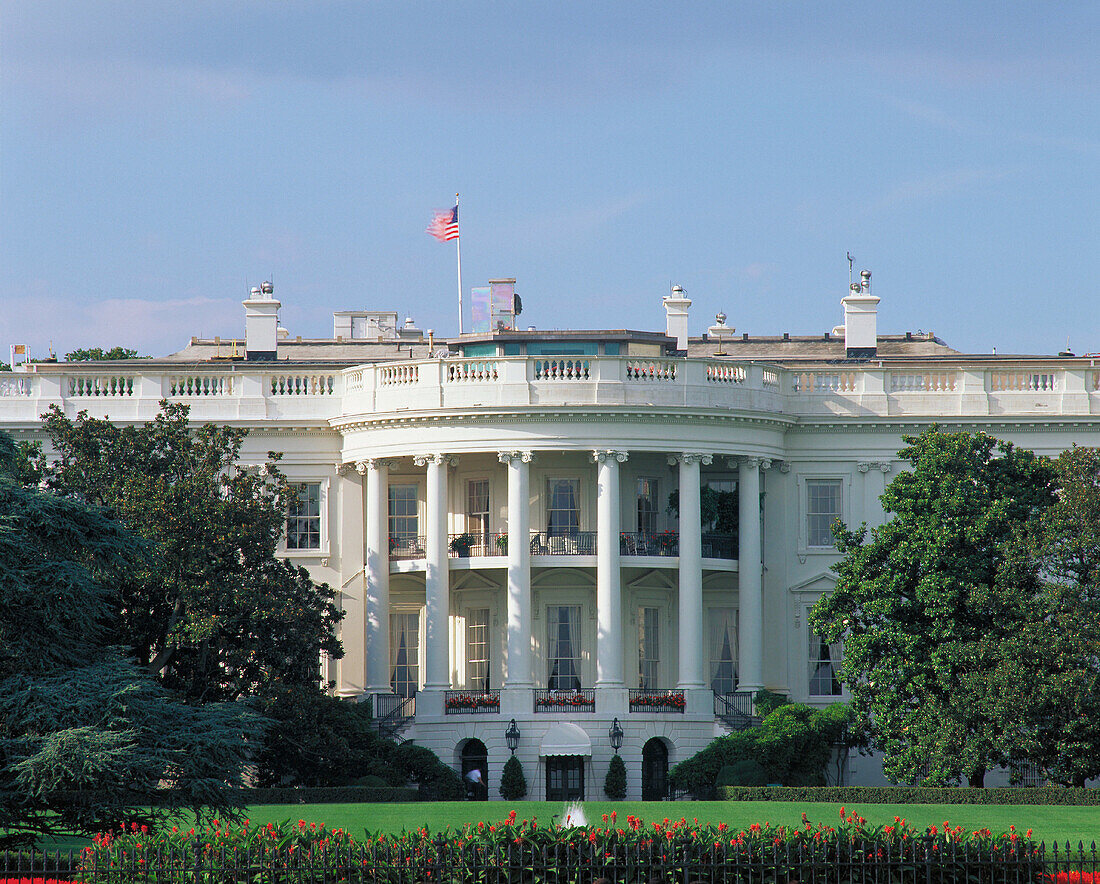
<box><xmin>69</xmin><ymin>375</ymin><xmax>134</xmax><ymax>397</ymax></box>
<box><xmin>6</xmin><ymin>357</ymin><xmax>1100</xmax><ymax>424</ymax></box>
<box><xmin>626</xmin><ymin>359</ymin><xmax>677</xmax><ymax>381</ymax></box>
<box><xmin>169</xmin><ymin>375</ymin><xmax>234</xmax><ymax>396</ymax></box>
<box><xmin>791</xmin><ymin>371</ymin><xmax>858</xmax><ymax>394</ymax></box>
<box><xmin>269</xmin><ymin>374</ymin><xmax>336</xmax><ymax>396</ymax></box>
<box><xmin>446</xmin><ymin>360</ymin><xmax>498</xmax><ymax>383</ymax></box>
<box><xmin>990</xmin><ymin>371</ymin><xmax>1057</xmax><ymax>392</ymax></box>
<box><xmin>889</xmin><ymin>371</ymin><xmax>957</xmax><ymax>393</ymax></box>
<box><xmin>533</xmin><ymin>358</ymin><xmax>590</xmax><ymax>380</ymax></box>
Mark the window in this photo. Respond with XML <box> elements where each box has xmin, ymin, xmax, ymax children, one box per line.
<box><xmin>638</xmin><ymin>607</ymin><xmax>660</xmax><ymax>689</ymax></box>
<box><xmin>391</xmin><ymin>610</ymin><xmax>420</xmax><ymax>698</ymax></box>
<box><xmin>806</xmin><ymin>479</ymin><xmax>843</xmax><ymax>547</ymax></box>
<box><xmin>708</xmin><ymin>607</ymin><xmax>738</xmax><ymax>693</ymax></box>
<box><xmin>466</xmin><ymin>608</ymin><xmax>490</xmax><ymax>691</ymax></box>
<box><xmin>637</xmin><ymin>477</ymin><xmax>659</xmax><ymax>534</ymax></box>
<box><xmin>388</xmin><ymin>484</ymin><xmax>418</xmax><ymax>545</ymax></box>
<box><xmin>467</xmin><ymin>480</ymin><xmax>490</xmax><ymax>541</ymax></box>
<box><xmin>808</xmin><ymin>623</ymin><xmax>842</xmax><ymax>696</ymax></box>
<box><xmin>286</xmin><ymin>482</ymin><xmax>321</xmax><ymax>550</ymax></box>
<box><xmin>547</xmin><ymin>605</ymin><xmax>582</xmax><ymax>690</ymax></box>
<box><xmin>545</xmin><ymin>757</ymin><xmax>584</xmax><ymax>801</ymax></box>
<box><xmin>546</xmin><ymin>479</ymin><xmax>579</xmax><ymax>536</ymax></box>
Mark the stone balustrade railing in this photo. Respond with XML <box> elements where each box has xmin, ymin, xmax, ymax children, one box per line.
<box><xmin>3</xmin><ymin>357</ymin><xmax>1100</xmax><ymax>423</ymax></box>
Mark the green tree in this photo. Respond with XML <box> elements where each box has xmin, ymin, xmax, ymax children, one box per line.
<box><xmin>0</xmin><ymin>432</ymin><xmax>264</xmax><ymax>844</ymax></box>
<box><xmin>810</xmin><ymin>428</ymin><xmax>1055</xmax><ymax>787</ymax></box>
<box><xmin>30</xmin><ymin>402</ymin><xmax>342</xmax><ymax>704</ymax></box>
<box><xmin>499</xmin><ymin>755</ymin><xmax>527</xmax><ymax>800</ymax></box>
<box><xmin>1014</xmin><ymin>446</ymin><xmax>1100</xmax><ymax>786</ymax></box>
<box><xmin>603</xmin><ymin>753</ymin><xmax>627</xmax><ymax>799</ymax></box>
<box><xmin>64</xmin><ymin>346</ymin><xmax>143</xmax><ymax>361</ymax></box>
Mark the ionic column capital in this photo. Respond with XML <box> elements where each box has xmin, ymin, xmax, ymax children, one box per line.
<box><xmin>413</xmin><ymin>453</ymin><xmax>459</xmax><ymax>468</ymax></box>
<box><xmin>355</xmin><ymin>458</ymin><xmax>396</xmax><ymax>474</ymax></box>
<box><xmin>335</xmin><ymin>462</ymin><xmax>356</xmax><ymax>476</ymax></box>
<box><xmin>858</xmin><ymin>461</ymin><xmax>892</xmax><ymax>474</ymax></box>
<box><xmin>668</xmin><ymin>452</ymin><xmax>713</xmax><ymax>466</ymax></box>
<box><xmin>592</xmin><ymin>449</ymin><xmax>629</xmax><ymax>464</ymax></box>
<box><xmin>498</xmin><ymin>450</ymin><xmax>535</xmax><ymax>465</ymax></box>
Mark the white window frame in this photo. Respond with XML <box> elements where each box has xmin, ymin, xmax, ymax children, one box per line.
<box><xmin>390</xmin><ymin>606</ymin><xmax>425</xmax><ymax>697</ymax></box>
<box><xmin>388</xmin><ymin>481</ymin><xmax>421</xmax><ymax>549</ymax></box>
<box><xmin>807</xmin><ymin>606</ymin><xmax>844</xmax><ymax>698</ymax></box>
<box><xmin>796</xmin><ymin>472</ymin><xmax>851</xmax><ymax>554</ymax></box>
<box><xmin>280</xmin><ymin>477</ymin><xmax>330</xmax><ymax>558</ymax></box>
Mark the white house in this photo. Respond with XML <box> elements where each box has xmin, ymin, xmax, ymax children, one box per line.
<box><xmin>3</xmin><ymin>272</ymin><xmax>1093</xmax><ymax>798</ymax></box>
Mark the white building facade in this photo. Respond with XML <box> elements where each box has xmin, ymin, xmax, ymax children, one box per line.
<box><xmin>3</xmin><ymin>277</ymin><xmax>1094</xmax><ymax>798</ymax></box>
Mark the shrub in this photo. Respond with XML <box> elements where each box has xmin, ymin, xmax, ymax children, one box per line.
<box><xmin>719</xmin><ymin>784</ymin><xmax>1100</xmax><ymax>804</ymax></box>
<box><xmin>499</xmin><ymin>755</ymin><xmax>527</xmax><ymax>800</ymax></box>
<box><xmin>753</xmin><ymin>688</ymin><xmax>789</xmax><ymax>717</ymax></box>
<box><xmin>670</xmin><ymin>701</ymin><xmax>855</xmax><ymax>797</ymax></box>
<box><xmin>393</xmin><ymin>743</ymin><xmax>464</xmax><ymax>800</ymax></box>
<box><xmin>717</xmin><ymin>759</ymin><xmax>769</xmax><ymax>787</ymax></box>
<box><xmin>604</xmin><ymin>754</ymin><xmax>627</xmax><ymax>800</ymax></box>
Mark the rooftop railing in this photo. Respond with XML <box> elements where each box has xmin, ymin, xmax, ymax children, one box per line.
<box><xmin>6</xmin><ymin>356</ymin><xmax>1100</xmax><ymax>422</ymax></box>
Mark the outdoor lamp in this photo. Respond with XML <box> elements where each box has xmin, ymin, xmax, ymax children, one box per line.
<box><xmin>609</xmin><ymin>717</ymin><xmax>624</xmax><ymax>754</ymax></box>
<box><xmin>505</xmin><ymin>718</ymin><xmax>521</xmax><ymax>754</ymax></box>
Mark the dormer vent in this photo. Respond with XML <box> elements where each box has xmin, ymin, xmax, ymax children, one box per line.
<box><xmin>841</xmin><ymin>269</ymin><xmax>879</xmax><ymax>358</ymax></box>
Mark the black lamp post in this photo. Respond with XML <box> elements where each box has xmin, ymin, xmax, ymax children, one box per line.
<box><xmin>505</xmin><ymin>718</ymin><xmax>521</xmax><ymax>755</ymax></box>
<box><xmin>608</xmin><ymin>717</ymin><xmax>624</xmax><ymax>754</ymax></box>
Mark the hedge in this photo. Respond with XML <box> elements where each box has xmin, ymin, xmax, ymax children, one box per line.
<box><xmin>240</xmin><ymin>785</ymin><xmax>418</xmax><ymax>804</ymax></box>
<box><xmin>719</xmin><ymin>785</ymin><xmax>1100</xmax><ymax>804</ymax></box>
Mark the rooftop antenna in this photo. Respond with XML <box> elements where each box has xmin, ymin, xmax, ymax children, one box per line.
<box><xmin>846</xmin><ymin>252</ymin><xmax>854</xmax><ymax>287</ymax></box>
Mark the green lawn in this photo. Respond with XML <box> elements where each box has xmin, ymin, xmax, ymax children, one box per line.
<box><xmin>239</xmin><ymin>800</ymin><xmax>1100</xmax><ymax>845</ymax></box>
<box><xmin>30</xmin><ymin>800</ymin><xmax>1100</xmax><ymax>853</ymax></box>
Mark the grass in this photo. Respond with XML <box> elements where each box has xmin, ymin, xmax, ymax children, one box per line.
<box><xmin>239</xmin><ymin>801</ymin><xmax>1100</xmax><ymax>845</ymax></box>
<box><xmin>29</xmin><ymin>800</ymin><xmax>1100</xmax><ymax>853</ymax></box>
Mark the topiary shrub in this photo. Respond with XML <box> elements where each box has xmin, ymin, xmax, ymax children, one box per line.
<box><xmin>717</xmin><ymin>759</ymin><xmax>769</xmax><ymax>787</ymax></box>
<box><xmin>604</xmin><ymin>754</ymin><xmax>627</xmax><ymax>800</ymax></box>
<box><xmin>499</xmin><ymin>755</ymin><xmax>527</xmax><ymax>800</ymax></box>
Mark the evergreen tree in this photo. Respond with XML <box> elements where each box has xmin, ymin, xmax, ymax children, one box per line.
<box><xmin>499</xmin><ymin>756</ymin><xmax>527</xmax><ymax>800</ymax></box>
<box><xmin>0</xmin><ymin>432</ymin><xmax>264</xmax><ymax>844</ymax></box>
<box><xmin>603</xmin><ymin>754</ymin><xmax>627</xmax><ymax>800</ymax></box>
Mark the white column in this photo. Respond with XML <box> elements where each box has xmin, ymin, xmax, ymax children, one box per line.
<box><xmin>671</xmin><ymin>452</ymin><xmax>711</xmax><ymax>689</ymax></box>
<box><xmin>498</xmin><ymin>451</ymin><xmax>534</xmax><ymax>690</ymax></box>
<box><xmin>336</xmin><ymin>464</ymin><xmax>366</xmax><ymax>698</ymax></box>
<box><xmin>360</xmin><ymin>458</ymin><xmax>393</xmax><ymax>695</ymax></box>
<box><xmin>738</xmin><ymin>457</ymin><xmax>765</xmax><ymax>693</ymax></box>
<box><xmin>416</xmin><ymin>453</ymin><xmax>455</xmax><ymax>692</ymax></box>
<box><xmin>594</xmin><ymin>450</ymin><xmax>628</xmax><ymax>688</ymax></box>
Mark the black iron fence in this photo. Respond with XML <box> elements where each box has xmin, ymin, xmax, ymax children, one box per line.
<box><xmin>533</xmin><ymin>687</ymin><xmax>596</xmax><ymax>712</ymax></box>
<box><xmin>448</xmin><ymin>533</ymin><xmax>508</xmax><ymax>557</ymax></box>
<box><xmin>443</xmin><ymin>689</ymin><xmax>501</xmax><ymax>714</ymax></box>
<box><xmin>3</xmin><ymin>838</ymin><xmax>1096</xmax><ymax>884</ymax></box>
<box><xmin>628</xmin><ymin>688</ymin><xmax>686</xmax><ymax>713</ymax></box>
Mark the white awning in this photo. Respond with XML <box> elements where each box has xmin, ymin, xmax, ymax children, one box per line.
<box><xmin>539</xmin><ymin>722</ymin><xmax>592</xmax><ymax>757</ymax></box>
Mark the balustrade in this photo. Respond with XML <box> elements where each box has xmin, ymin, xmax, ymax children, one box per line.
<box><xmin>269</xmin><ymin>374</ymin><xmax>335</xmax><ymax>395</ymax></box>
<box><xmin>889</xmin><ymin>371</ymin><xmax>956</xmax><ymax>392</ymax></box>
<box><xmin>705</xmin><ymin>362</ymin><xmax>744</xmax><ymax>383</ymax></box>
<box><xmin>446</xmin><ymin>360</ymin><xmax>498</xmax><ymax>382</ymax></box>
<box><xmin>169</xmin><ymin>375</ymin><xmax>234</xmax><ymax>396</ymax></box>
<box><xmin>533</xmin><ymin>358</ymin><xmax>589</xmax><ymax>380</ymax></box>
<box><xmin>990</xmin><ymin>371</ymin><xmax>1057</xmax><ymax>392</ymax></box>
<box><xmin>68</xmin><ymin>375</ymin><xmax>133</xmax><ymax>397</ymax></box>
<box><xmin>625</xmin><ymin>359</ymin><xmax>677</xmax><ymax>380</ymax></box>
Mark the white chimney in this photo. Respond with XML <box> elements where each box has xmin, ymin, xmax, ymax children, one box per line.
<box><xmin>841</xmin><ymin>269</ymin><xmax>879</xmax><ymax>358</ymax></box>
<box><xmin>243</xmin><ymin>281</ymin><xmax>281</xmax><ymax>361</ymax></box>
<box><xmin>663</xmin><ymin>285</ymin><xmax>691</xmax><ymax>351</ymax></box>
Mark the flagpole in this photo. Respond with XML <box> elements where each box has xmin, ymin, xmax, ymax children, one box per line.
<box><xmin>455</xmin><ymin>193</ymin><xmax>464</xmax><ymax>335</ymax></box>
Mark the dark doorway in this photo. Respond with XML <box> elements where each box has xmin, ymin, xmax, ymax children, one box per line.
<box><xmin>460</xmin><ymin>739</ymin><xmax>488</xmax><ymax>801</ymax></box>
<box><xmin>545</xmin><ymin>756</ymin><xmax>585</xmax><ymax>801</ymax></box>
<box><xmin>641</xmin><ymin>739</ymin><xmax>669</xmax><ymax>800</ymax></box>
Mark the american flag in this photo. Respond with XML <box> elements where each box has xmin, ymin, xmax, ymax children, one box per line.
<box><xmin>426</xmin><ymin>205</ymin><xmax>459</xmax><ymax>241</ymax></box>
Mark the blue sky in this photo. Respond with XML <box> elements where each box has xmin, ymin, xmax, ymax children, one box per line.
<box><xmin>3</xmin><ymin>2</ymin><xmax>1099</xmax><ymax>358</ymax></box>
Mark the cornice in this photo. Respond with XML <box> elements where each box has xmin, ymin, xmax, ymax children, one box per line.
<box><xmin>789</xmin><ymin>416</ymin><xmax>1100</xmax><ymax>434</ymax></box>
<box><xmin>331</xmin><ymin>407</ymin><xmax>795</xmax><ymax>433</ymax></box>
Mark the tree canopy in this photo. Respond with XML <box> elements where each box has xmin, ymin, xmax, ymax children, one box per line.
<box><xmin>63</xmin><ymin>346</ymin><xmax>143</xmax><ymax>361</ymax></box>
<box><xmin>810</xmin><ymin>428</ymin><xmax>1057</xmax><ymax>787</ymax></box>
<box><xmin>0</xmin><ymin>432</ymin><xmax>264</xmax><ymax>844</ymax></box>
<box><xmin>28</xmin><ymin>402</ymin><xmax>342</xmax><ymax>704</ymax></box>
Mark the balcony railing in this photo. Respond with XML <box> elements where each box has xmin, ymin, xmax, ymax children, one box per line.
<box><xmin>619</xmin><ymin>531</ymin><xmax>737</xmax><ymax>559</ymax></box>
<box><xmin>448</xmin><ymin>532</ymin><xmax>507</xmax><ymax>557</ymax></box>
<box><xmin>713</xmin><ymin>690</ymin><xmax>760</xmax><ymax>731</ymax></box>
<box><xmin>628</xmin><ymin>688</ymin><xmax>686</xmax><ymax>713</ymax></box>
<box><xmin>533</xmin><ymin>688</ymin><xmax>596</xmax><ymax>713</ymax></box>
<box><xmin>389</xmin><ymin>535</ymin><xmax>426</xmax><ymax>560</ymax></box>
<box><xmin>529</xmin><ymin>531</ymin><xmax>597</xmax><ymax>555</ymax></box>
<box><xmin>444</xmin><ymin>690</ymin><xmax>501</xmax><ymax>714</ymax></box>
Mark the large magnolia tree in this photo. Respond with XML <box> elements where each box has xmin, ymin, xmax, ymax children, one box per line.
<box><xmin>811</xmin><ymin>428</ymin><xmax>1056</xmax><ymax>787</ymax></box>
<box><xmin>27</xmin><ymin>402</ymin><xmax>343</xmax><ymax>704</ymax></box>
